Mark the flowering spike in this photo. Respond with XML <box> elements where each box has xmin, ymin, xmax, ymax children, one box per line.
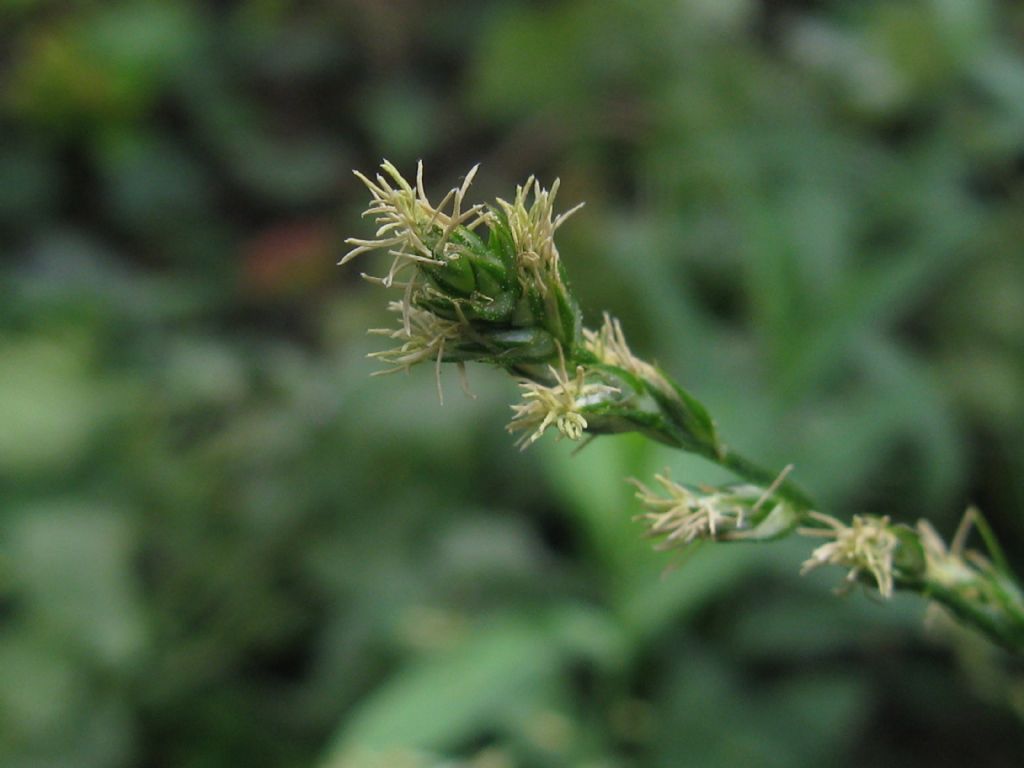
<box><xmin>342</xmin><ymin>162</ymin><xmax>1024</xmax><ymax>651</ymax></box>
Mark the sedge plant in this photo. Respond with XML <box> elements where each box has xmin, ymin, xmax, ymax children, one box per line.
<box><xmin>341</xmin><ymin>160</ymin><xmax>1024</xmax><ymax>654</ymax></box>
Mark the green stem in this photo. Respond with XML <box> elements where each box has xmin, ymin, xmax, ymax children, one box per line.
<box><xmin>715</xmin><ymin>445</ymin><xmax>816</xmax><ymax>514</ymax></box>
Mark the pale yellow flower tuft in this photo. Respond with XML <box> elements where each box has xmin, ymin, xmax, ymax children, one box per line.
<box><xmin>506</xmin><ymin>350</ymin><xmax>617</xmax><ymax>449</ymax></box>
<box><xmin>631</xmin><ymin>472</ymin><xmax>750</xmax><ymax>548</ymax></box>
<box><xmin>800</xmin><ymin>512</ymin><xmax>898</xmax><ymax>598</ymax></box>
<box><xmin>583</xmin><ymin>312</ymin><xmax>669</xmax><ymax>387</ymax></box>
<box><xmin>496</xmin><ymin>177</ymin><xmax>583</xmax><ymax>295</ymax></box>
<box><xmin>342</xmin><ymin>160</ymin><xmax>490</xmax><ymax>286</ymax></box>
<box><xmin>916</xmin><ymin>508</ymin><xmax>999</xmax><ymax>596</ymax></box>
<box><xmin>342</xmin><ymin>160</ymin><xmax>492</xmax><ymax>335</ymax></box>
<box><xmin>367</xmin><ymin>301</ymin><xmax>464</xmax><ymax>404</ymax></box>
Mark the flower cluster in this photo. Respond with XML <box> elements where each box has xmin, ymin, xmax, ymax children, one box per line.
<box><xmin>799</xmin><ymin>513</ymin><xmax>899</xmax><ymax>598</ymax></box>
<box><xmin>344</xmin><ymin>160</ymin><xmax>629</xmax><ymax>443</ymax></box>
<box><xmin>583</xmin><ymin>312</ymin><xmax>669</xmax><ymax>389</ymax></box>
<box><xmin>367</xmin><ymin>301</ymin><xmax>464</xmax><ymax>403</ymax></box>
<box><xmin>631</xmin><ymin>470</ymin><xmax>799</xmax><ymax>548</ymax></box>
<box><xmin>916</xmin><ymin>516</ymin><xmax>973</xmax><ymax>582</ymax></box>
<box><xmin>507</xmin><ymin>350</ymin><xmax>619</xmax><ymax>449</ymax></box>
<box><xmin>344</xmin><ymin>161</ymin><xmax>719</xmax><ymax>456</ymax></box>
<box><xmin>631</xmin><ymin>474</ymin><xmax>747</xmax><ymax>548</ymax></box>
<box><xmin>343</xmin><ymin>160</ymin><xmax>488</xmax><ymax>285</ymax></box>
<box><xmin>496</xmin><ymin>176</ymin><xmax>583</xmax><ymax>295</ymax></box>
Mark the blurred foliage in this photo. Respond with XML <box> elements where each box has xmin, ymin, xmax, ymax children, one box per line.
<box><xmin>2</xmin><ymin>0</ymin><xmax>1024</xmax><ymax>766</ymax></box>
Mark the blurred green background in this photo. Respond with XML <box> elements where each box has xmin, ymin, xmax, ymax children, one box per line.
<box><xmin>3</xmin><ymin>1</ymin><xmax>1024</xmax><ymax>766</ymax></box>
